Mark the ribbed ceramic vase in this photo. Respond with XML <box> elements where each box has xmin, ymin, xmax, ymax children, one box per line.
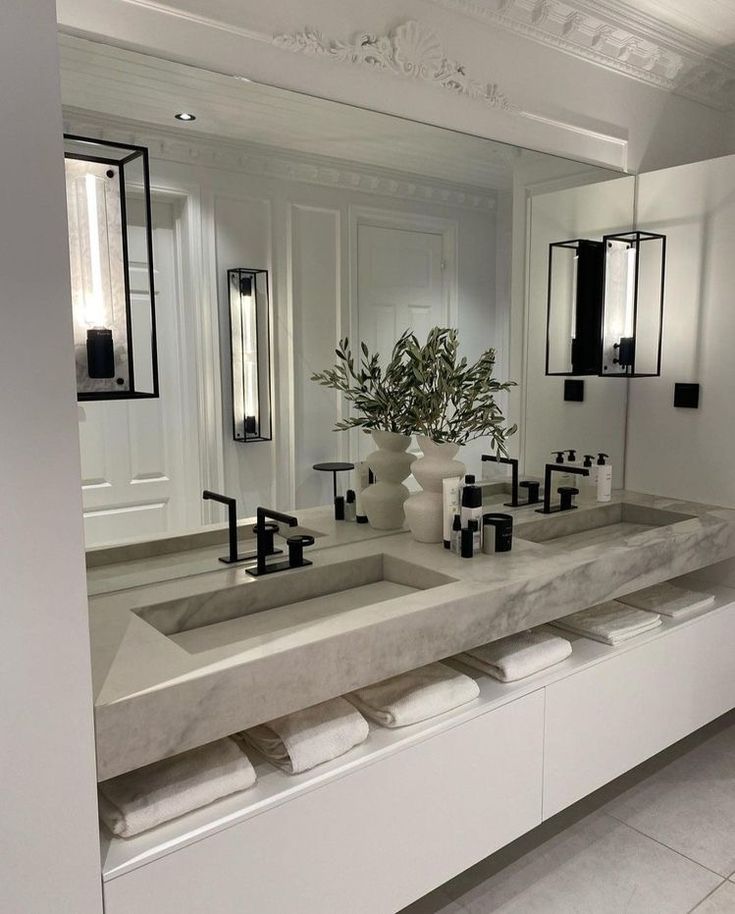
<box><xmin>404</xmin><ymin>435</ymin><xmax>466</xmax><ymax>543</ymax></box>
<box><xmin>361</xmin><ymin>431</ymin><xmax>414</xmax><ymax>530</ymax></box>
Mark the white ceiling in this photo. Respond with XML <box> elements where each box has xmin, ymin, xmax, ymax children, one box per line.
<box><xmin>59</xmin><ymin>34</ymin><xmax>567</xmax><ymax>192</ymax></box>
<box><xmin>627</xmin><ymin>0</ymin><xmax>735</xmax><ymax>49</ymax></box>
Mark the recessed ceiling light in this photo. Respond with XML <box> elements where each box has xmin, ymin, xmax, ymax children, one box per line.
<box><xmin>175</xmin><ymin>112</ymin><xmax>196</xmax><ymax>121</ymax></box>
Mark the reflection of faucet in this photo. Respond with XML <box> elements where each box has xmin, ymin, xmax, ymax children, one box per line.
<box><xmin>248</xmin><ymin>507</ymin><xmax>313</xmax><ymax>576</ymax></box>
<box><xmin>537</xmin><ymin>465</ymin><xmax>589</xmax><ymax>515</ymax></box>
<box><xmin>202</xmin><ymin>490</ymin><xmax>247</xmax><ymax>564</ymax></box>
<box><xmin>482</xmin><ymin>455</ymin><xmax>540</xmax><ymax>507</ymax></box>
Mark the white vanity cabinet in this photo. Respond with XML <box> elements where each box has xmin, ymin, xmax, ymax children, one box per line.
<box><xmin>543</xmin><ymin>601</ymin><xmax>735</xmax><ymax>818</ymax></box>
<box><xmin>103</xmin><ymin>691</ymin><xmax>545</xmax><ymax>914</ymax></box>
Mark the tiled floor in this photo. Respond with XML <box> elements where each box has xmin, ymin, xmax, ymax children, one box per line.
<box><xmin>401</xmin><ymin>711</ymin><xmax>735</xmax><ymax>914</ymax></box>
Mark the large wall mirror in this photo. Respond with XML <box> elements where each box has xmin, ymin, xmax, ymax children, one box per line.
<box><xmin>59</xmin><ymin>34</ymin><xmax>631</xmax><ymax>548</ymax></box>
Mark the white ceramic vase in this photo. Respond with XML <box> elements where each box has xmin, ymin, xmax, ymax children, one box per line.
<box><xmin>404</xmin><ymin>435</ymin><xmax>466</xmax><ymax>543</ymax></box>
<box><xmin>361</xmin><ymin>430</ymin><xmax>414</xmax><ymax>530</ymax></box>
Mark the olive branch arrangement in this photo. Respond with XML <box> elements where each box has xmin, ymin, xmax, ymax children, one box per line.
<box><xmin>311</xmin><ymin>327</ymin><xmax>517</xmax><ymax>453</ymax></box>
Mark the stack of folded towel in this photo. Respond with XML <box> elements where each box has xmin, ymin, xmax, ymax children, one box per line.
<box><xmin>551</xmin><ymin>600</ymin><xmax>661</xmax><ymax>645</ymax></box>
<box><xmin>617</xmin><ymin>581</ymin><xmax>715</xmax><ymax>620</ymax></box>
<box><xmin>237</xmin><ymin>697</ymin><xmax>369</xmax><ymax>774</ymax></box>
<box><xmin>98</xmin><ymin>738</ymin><xmax>257</xmax><ymax>838</ymax></box>
<box><xmin>346</xmin><ymin>662</ymin><xmax>479</xmax><ymax>728</ymax></box>
<box><xmin>456</xmin><ymin>630</ymin><xmax>572</xmax><ymax>682</ymax></box>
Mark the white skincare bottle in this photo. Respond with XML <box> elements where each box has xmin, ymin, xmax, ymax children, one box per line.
<box><xmin>582</xmin><ymin>454</ymin><xmax>597</xmax><ymax>497</ymax></box>
<box><xmin>442</xmin><ymin>476</ymin><xmax>462</xmax><ymax>549</ymax></box>
<box><xmin>596</xmin><ymin>453</ymin><xmax>612</xmax><ymax>502</ymax></box>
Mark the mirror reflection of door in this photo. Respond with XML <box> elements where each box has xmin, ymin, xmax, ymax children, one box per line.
<box><xmin>78</xmin><ymin>198</ymin><xmax>202</xmax><ymax>545</ymax></box>
<box><xmin>356</xmin><ymin>221</ymin><xmax>449</xmax><ymax>460</ymax></box>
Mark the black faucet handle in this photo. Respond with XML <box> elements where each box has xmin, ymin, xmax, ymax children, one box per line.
<box><xmin>252</xmin><ymin>521</ymin><xmax>280</xmax><ymax>556</ymax></box>
<box><xmin>286</xmin><ymin>534</ymin><xmax>315</xmax><ymax>568</ymax></box>
<box><xmin>520</xmin><ymin>480</ymin><xmax>540</xmax><ymax>504</ymax></box>
<box><xmin>558</xmin><ymin>486</ymin><xmax>579</xmax><ymax>511</ymax></box>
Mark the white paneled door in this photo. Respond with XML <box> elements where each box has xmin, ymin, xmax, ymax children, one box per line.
<box><xmin>356</xmin><ymin>221</ymin><xmax>447</xmax><ymax>459</ymax></box>
<box><xmin>78</xmin><ymin>199</ymin><xmax>200</xmax><ymax>545</ymax></box>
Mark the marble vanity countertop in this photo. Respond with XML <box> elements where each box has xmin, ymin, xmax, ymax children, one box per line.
<box><xmin>88</xmin><ymin>491</ymin><xmax>735</xmax><ymax>781</ymax></box>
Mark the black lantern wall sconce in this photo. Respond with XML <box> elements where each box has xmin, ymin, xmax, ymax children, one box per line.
<box><xmin>227</xmin><ymin>268</ymin><xmax>273</xmax><ymax>442</ymax></box>
<box><xmin>546</xmin><ymin>230</ymin><xmax>666</xmax><ymax>378</ymax></box>
<box><xmin>64</xmin><ymin>135</ymin><xmax>159</xmax><ymax>400</ymax></box>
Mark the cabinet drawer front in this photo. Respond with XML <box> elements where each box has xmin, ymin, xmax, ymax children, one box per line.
<box><xmin>544</xmin><ymin>608</ymin><xmax>735</xmax><ymax>818</ymax></box>
<box><xmin>104</xmin><ymin>691</ymin><xmax>544</xmax><ymax>914</ymax></box>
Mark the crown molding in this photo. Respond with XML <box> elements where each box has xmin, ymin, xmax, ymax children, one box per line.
<box><xmin>273</xmin><ymin>19</ymin><xmax>517</xmax><ymax>113</ymax></box>
<box><xmin>61</xmin><ymin>108</ymin><xmax>499</xmax><ymax>210</ymax></box>
<box><xmin>427</xmin><ymin>0</ymin><xmax>735</xmax><ymax>111</ymax></box>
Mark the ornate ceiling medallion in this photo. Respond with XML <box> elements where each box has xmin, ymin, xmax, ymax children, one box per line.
<box><xmin>273</xmin><ymin>20</ymin><xmax>517</xmax><ymax>112</ymax></box>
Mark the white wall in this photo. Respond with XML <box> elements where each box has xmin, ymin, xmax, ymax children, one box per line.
<box><xmin>625</xmin><ymin>154</ymin><xmax>735</xmax><ymax>505</ymax></box>
<box><xmin>55</xmin><ymin>0</ymin><xmax>735</xmax><ymax>174</ymax></box>
<box><xmin>0</xmin><ymin>2</ymin><xmax>103</xmax><ymax>912</ymax></box>
<box><xmin>523</xmin><ymin>176</ymin><xmax>636</xmax><ymax>487</ymax></box>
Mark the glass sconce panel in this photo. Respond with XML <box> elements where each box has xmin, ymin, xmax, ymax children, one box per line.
<box><xmin>228</xmin><ymin>268</ymin><xmax>272</xmax><ymax>442</ymax></box>
<box><xmin>64</xmin><ymin>135</ymin><xmax>158</xmax><ymax>400</ymax></box>
<box><xmin>546</xmin><ymin>239</ymin><xmax>604</xmax><ymax>376</ymax></box>
<box><xmin>601</xmin><ymin>231</ymin><xmax>665</xmax><ymax>377</ymax></box>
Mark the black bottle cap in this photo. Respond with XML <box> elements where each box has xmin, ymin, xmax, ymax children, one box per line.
<box><xmin>597</xmin><ymin>452</ymin><xmax>609</xmax><ymax>465</ymax></box>
<box><xmin>552</xmin><ymin>451</ymin><xmax>565</xmax><ymax>463</ymax></box>
<box><xmin>461</xmin><ymin>483</ymin><xmax>482</xmax><ymax>509</ymax></box>
<box><xmin>469</xmin><ymin>519</ymin><xmax>478</xmax><ymax>531</ymax></box>
<box><xmin>461</xmin><ymin>528</ymin><xmax>474</xmax><ymax>558</ymax></box>
<box><xmin>568</xmin><ymin>449</ymin><xmax>577</xmax><ymax>461</ymax></box>
<box><xmin>583</xmin><ymin>454</ymin><xmax>594</xmax><ymax>467</ymax></box>
<box><xmin>346</xmin><ymin>489</ymin><xmax>355</xmax><ymax>503</ymax></box>
<box><xmin>452</xmin><ymin>514</ymin><xmax>462</xmax><ymax>531</ymax></box>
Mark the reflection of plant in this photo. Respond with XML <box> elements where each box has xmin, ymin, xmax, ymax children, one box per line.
<box><xmin>310</xmin><ymin>332</ymin><xmax>414</xmax><ymax>434</ymax></box>
<box><xmin>312</xmin><ymin>326</ymin><xmax>517</xmax><ymax>451</ymax></box>
<box><xmin>398</xmin><ymin>327</ymin><xmax>516</xmax><ymax>451</ymax></box>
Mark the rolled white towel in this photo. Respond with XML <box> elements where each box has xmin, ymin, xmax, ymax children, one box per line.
<box><xmin>617</xmin><ymin>581</ymin><xmax>715</xmax><ymax>619</ymax></box>
<box><xmin>346</xmin><ymin>662</ymin><xmax>480</xmax><ymax>728</ymax></box>
<box><xmin>552</xmin><ymin>600</ymin><xmax>661</xmax><ymax>645</ymax></box>
<box><xmin>98</xmin><ymin>738</ymin><xmax>256</xmax><ymax>838</ymax></box>
<box><xmin>457</xmin><ymin>630</ymin><xmax>572</xmax><ymax>682</ymax></box>
<box><xmin>238</xmin><ymin>697</ymin><xmax>369</xmax><ymax>774</ymax></box>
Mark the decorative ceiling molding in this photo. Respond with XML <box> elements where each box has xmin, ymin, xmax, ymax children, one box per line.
<box><xmin>273</xmin><ymin>19</ymin><xmax>517</xmax><ymax>113</ymax></box>
<box><xmin>427</xmin><ymin>0</ymin><xmax>735</xmax><ymax>111</ymax></box>
<box><xmin>62</xmin><ymin>109</ymin><xmax>499</xmax><ymax>210</ymax></box>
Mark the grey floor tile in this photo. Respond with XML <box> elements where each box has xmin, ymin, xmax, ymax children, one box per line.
<box><xmin>398</xmin><ymin>887</ymin><xmax>465</xmax><ymax>914</ymax></box>
<box><xmin>691</xmin><ymin>881</ymin><xmax>735</xmax><ymax>912</ymax></box>
<box><xmin>603</xmin><ymin>719</ymin><xmax>735</xmax><ymax>876</ymax></box>
<box><xmin>442</xmin><ymin>812</ymin><xmax>719</xmax><ymax>914</ymax></box>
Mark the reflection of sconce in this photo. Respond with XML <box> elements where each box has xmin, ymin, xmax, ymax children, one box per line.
<box><xmin>227</xmin><ymin>268</ymin><xmax>272</xmax><ymax>442</ymax></box>
<box><xmin>546</xmin><ymin>231</ymin><xmax>665</xmax><ymax>378</ymax></box>
<box><xmin>64</xmin><ymin>135</ymin><xmax>159</xmax><ymax>399</ymax></box>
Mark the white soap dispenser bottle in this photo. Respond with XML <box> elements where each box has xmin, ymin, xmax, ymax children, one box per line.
<box><xmin>596</xmin><ymin>453</ymin><xmax>612</xmax><ymax>502</ymax></box>
<box><xmin>582</xmin><ymin>454</ymin><xmax>596</xmax><ymax>498</ymax></box>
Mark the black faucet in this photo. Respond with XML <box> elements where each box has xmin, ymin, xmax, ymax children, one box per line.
<box><xmin>247</xmin><ymin>507</ymin><xmax>312</xmax><ymax>576</ymax></box>
<box><xmin>482</xmin><ymin>455</ymin><xmax>540</xmax><ymax>507</ymax></box>
<box><xmin>202</xmin><ymin>490</ymin><xmax>250</xmax><ymax>564</ymax></box>
<box><xmin>536</xmin><ymin>465</ymin><xmax>589</xmax><ymax>515</ymax></box>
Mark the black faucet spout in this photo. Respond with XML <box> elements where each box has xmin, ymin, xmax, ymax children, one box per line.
<box><xmin>203</xmin><ymin>489</ymin><xmax>244</xmax><ymax>564</ymax></box>
<box><xmin>537</xmin><ymin>465</ymin><xmax>590</xmax><ymax>515</ymax></box>
<box><xmin>248</xmin><ymin>507</ymin><xmax>301</xmax><ymax>576</ymax></box>
<box><xmin>482</xmin><ymin>454</ymin><xmax>520</xmax><ymax>507</ymax></box>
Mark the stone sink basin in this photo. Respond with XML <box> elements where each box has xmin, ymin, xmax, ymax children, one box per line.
<box><xmin>514</xmin><ymin>502</ymin><xmax>694</xmax><ymax>552</ymax></box>
<box><xmin>135</xmin><ymin>554</ymin><xmax>456</xmax><ymax>655</ymax></box>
